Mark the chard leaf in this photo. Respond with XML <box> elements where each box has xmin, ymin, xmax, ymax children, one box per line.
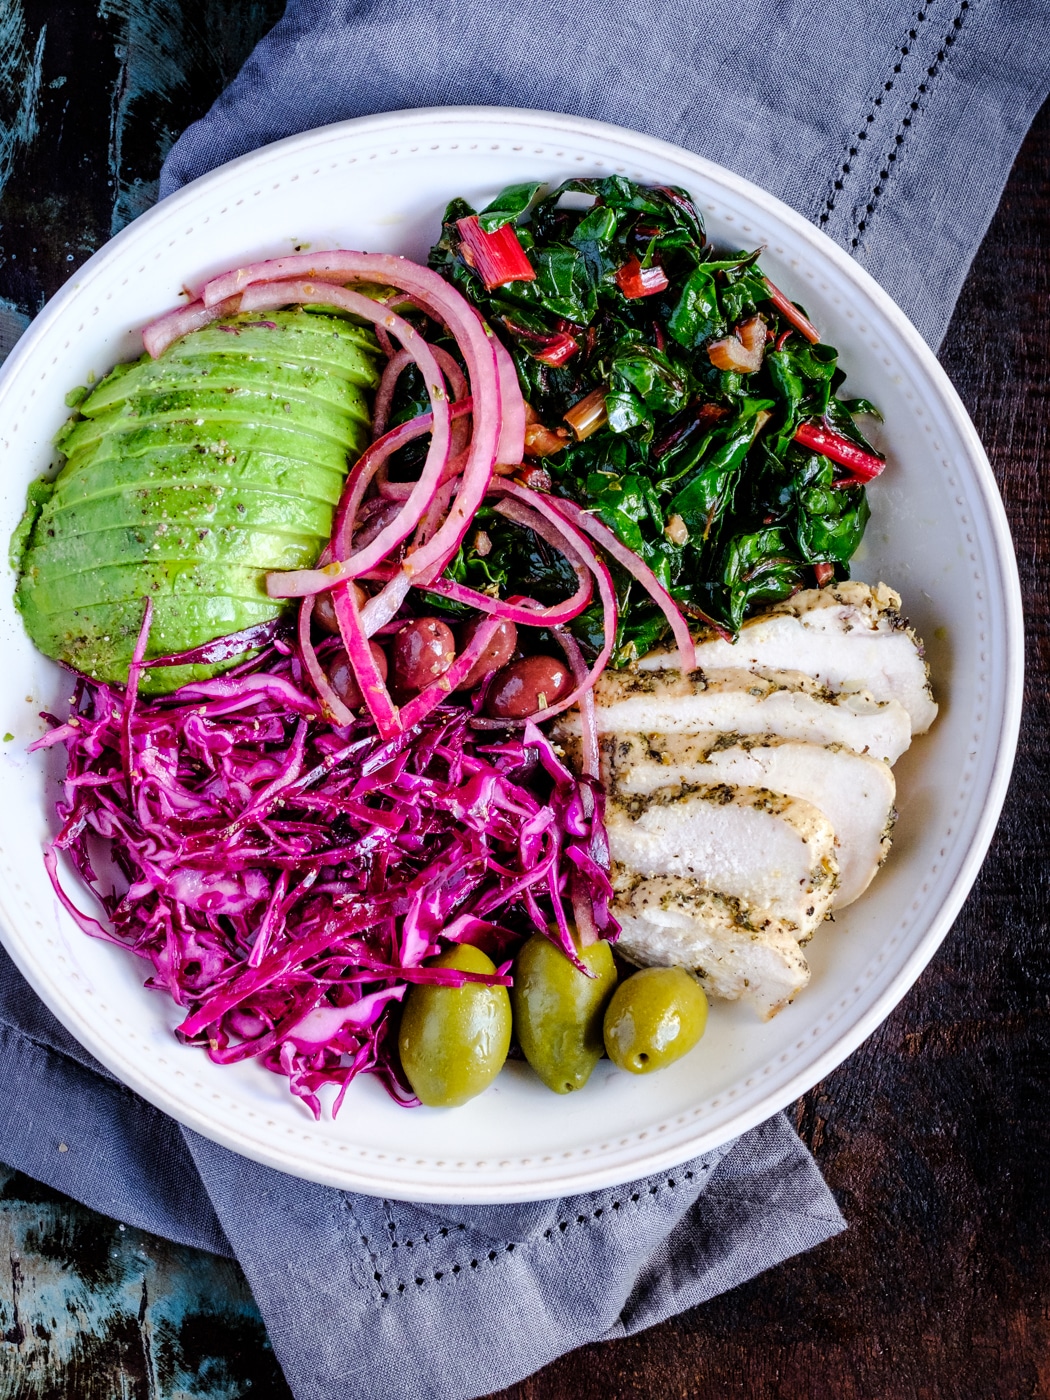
<box><xmin>532</xmin><ymin>246</ymin><xmax>597</xmax><ymax>322</ymax></box>
<box><xmin>605</xmin><ymin>389</ymin><xmax>652</xmax><ymax>435</ymax></box>
<box><xmin>720</xmin><ymin>266</ymin><xmax>768</xmax><ymax>323</ymax></box>
<box><xmin>797</xmin><ymin>488</ymin><xmax>870</xmax><ymax>564</ymax></box>
<box><xmin>720</xmin><ymin>528</ymin><xmax>803</xmax><ymax>630</ymax></box>
<box><xmin>569</xmin><ymin>205</ymin><xmax>619</xmax><ymax>275</ymax></box>
<box><xmin>477</xmin><ymin>182</ymin><xmax>543</xmax><ymax>232</ymax></box>
<box><xmin>668</xmin><ymin>267</ymin><xmax>723</xmax><ymax>348</ymax></box>
<box><xmin>611</xmin><ymin>345</ymin><xmax>689</xmax><ymax>414</ymax></box>
<box><xmin>597</xmin><ymin>175</ymin><xmax>665</xmax><ymax>212</ymax></box>
<box><xmin>843</xmin><ymin>396</ymin><xmax>883</xmax><ymax>421</ymax></box>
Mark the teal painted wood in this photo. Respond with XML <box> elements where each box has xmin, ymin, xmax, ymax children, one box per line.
<box><xmin>0</xmin><ymin>0</ymin><xmax>285</xmax><ymax>317</ymax></box>
<box><xmin>0</xmin><ymin>2</ymin><xmax>294</xmax><ymax>1396</ymax></box>
<box><xmin>0</xmin><ymin>1164</ymin><xmax>292</xmax><ymax>1397</ymax></box>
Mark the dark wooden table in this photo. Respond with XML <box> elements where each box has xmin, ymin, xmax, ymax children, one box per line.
<box><xmin>0</xmin><ymin>6</ymin><xmax>1046</xmax><ymax>1396</ymax></box>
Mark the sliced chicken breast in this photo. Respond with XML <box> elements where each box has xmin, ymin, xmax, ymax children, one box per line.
<box><xmin>606</xmin><ymin>783</ymin><xmax>838</xmax><ymax>936</ymax></box>
<box><xmin>555</xmin><ymin>666</ymin><xmax>912</xmax><ymax>764</ymax></box>
<box><xmin>613</xmin><ymin>873</ymin><xmax>810</xmax><ymax>1019</ymax></box>
<box><xmin>639</xmin><ymin>581</ymin><xmax>938</xmax><ymax>734</ymax></box>
<box><xmin>603</xmin><ymin>733</ymin><xmax>896</xmax><ymax>908</ymax></box>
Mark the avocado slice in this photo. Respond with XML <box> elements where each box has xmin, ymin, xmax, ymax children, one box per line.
<box><xmin>15</xmin><ymin>309</ymin><xmax>380</xmax><ymax>689</ymax></box>
<box><xmin>23</xmin><ymin>595</ymin><xmax>279</xmax><ymax>695</ymax></box>
<box><xmin>42</xmin><ymin>483</ymin><xmax>337</xmax><ymax>541</ymax></box>
<box><xmin>59</xmin><ymin>416</ymin><xmax>359</xmax><ymax>479</ymax></box>
<box><xmin>59</xmin><ymin>385</ymin><xmax>371</xmax><ymax>459</ymax></box>
<box><xmin>48</xmin><ymin>452</ymin><xmax>346</xmax><ymax>513</ymax></box>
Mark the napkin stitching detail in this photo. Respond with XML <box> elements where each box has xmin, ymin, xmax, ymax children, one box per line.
<box><xmin>848</xmin><ymin>0</ymin><xmax>973</xmax><ymax>250</ymax></box>
<box><xmin>366</xmin><ymin>1169</ymin><xmax>716</xmax><ymax>1296</ymax></box>
<box><xmin>818</xmin><ymin>3</ymin><xmax>935</xmax><ymax>231</ymax></box>
<box><xmin>342</xmin><ymin>1195</ymin><xmax>391</xmax><ymax>1304</ymax></box>
<box><xmin>537</xmin><ymin>1176</ymin><xmax>694</xmax><ymax>1243</ymax></box>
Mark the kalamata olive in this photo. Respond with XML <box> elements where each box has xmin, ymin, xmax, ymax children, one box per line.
<box><xmin>313</xmin><ymin>582</ymin><xmax>367</xmax><ymax>636</ymax></box>
<box><xmin>603</xmin><ymin>966</ymin><xmax>708</xmax><ymax>1075</ymax></box>
<box><xmin>512</xmin><ymin>933</ymin><xmax>618</xmax><ymax>1094</ymax></box>
<box><xmin>485</xmin><ymin>655</ymin><xmax>571</xmax><ymax>719</ymax></box>
<box><xmin>453</xmin><ymin>617</ymin><xmax>518</xmax><ymax>692</ymax></box>
<box><xmin>398</xmin><ymin>944</ymin><xmax>512</xmax><ymax>1107</ymax></box>
<box><xmin>391</xmin><ymin>617</ymin><xmax>456</xmax><ymax>695</ymax></box>
<box><xmin>324</xmin><ymin>641</ymin><xmax>388</xmax><ymax>710</ymax></box>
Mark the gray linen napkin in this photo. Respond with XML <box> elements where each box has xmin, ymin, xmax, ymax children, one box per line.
<box><xmin>0</xmin><ymin>948</ymin><xmax>842</xmax><ymax>1399</ymax></box>
<box><xmin>160</xmin><ymin>0</ymin><xmax>1050</xmax><ymax>350</ymax></box>
<box><xmin>0</xmin><ymin>1</ymin><xmax>1046</xmax><ymax>1396</ymax></box>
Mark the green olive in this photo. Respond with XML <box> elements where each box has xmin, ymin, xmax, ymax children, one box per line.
<box><xmin>511</xmin><ymin>933</ymin><xmax>619</xmax><ymax>1094</ymax></box>
<box><xmin>603</xmin><ymin>966</ymin><xmax>708</xmax><ymax>1075</ymax></box>
<box><xmin>398</xmin><ymin>945</ymin><xmax>512</xmax><ymax>1107</ymax></box>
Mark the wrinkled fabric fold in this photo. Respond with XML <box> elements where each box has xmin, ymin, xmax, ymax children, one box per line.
<box><xmin>182</xmin><ymin>1116</ymin><xmax>841</xmax><ymax>1400</ymax></box>
<box><xmin>159</xmin><ymin>0</ymin><xmax>1050</xmax><ymax>349</ymax></box>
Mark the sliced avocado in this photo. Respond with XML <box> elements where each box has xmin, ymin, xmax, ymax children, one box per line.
<box><xmin>14</xmin><ymin>308</ymin><xmax>380</xmax><ymax>690</ymax></box>
<box><xmin>161</xmin><ymin>311</ymin><xmax>380</xmax><ymax>372</ymax></box>
<box><xmin>42</xmin><ymin>484</ymin><xmax>337</xmax><ymax>540</ymax></box>
<box><xmin>19</xmin><ymin>557</ymin><xmax>274</xmax><ymax>616</ymax></box>
<box><xmin>10</xmin><ymin>478</ymin><xmax>54</xmax><ymax>573</ymax></box>
<box><xmin>59</xmin><ymin>385</ymin><xmax>370</xmax><ymax>458</ymax></box>
<box><xmin>80</xmin><ymin>357</ymin><xmax>376</xmax><ymax>421</ymax></box>
<box><xmin>48</xmin><ymin>448</ymin><xmax>346</xmax><ymax>510</ymax></box>
<box><xmin>23</xmin><ymin>594</ymin><xmax>278</xmax><ymax>692</ymax></box>
<box><xmin>21</xmin><ymin>520</ymin><xmax>321</xmax><ymax>575</ymax></box>
<box><xmin>59</xmin><ymin>408</ymin><xmax>369</xmax><ymax>473</ymax></box>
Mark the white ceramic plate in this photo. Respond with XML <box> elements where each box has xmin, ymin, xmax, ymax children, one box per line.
<box><xmin>0</xmin><ymin>107</ymin><xmax>1022</xmax><ymax>1202</ymax></box>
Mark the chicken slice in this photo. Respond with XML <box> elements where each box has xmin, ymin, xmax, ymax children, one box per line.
<box><xmin>602</xmin><ymin>733</ymin><xmax>895</xmax><ymax>908</ymax></box>
<box><xmin>606</xmin><ymin>783</ymin><xmax>838</xmax><ymax>936</ymax></box>
<box><xmin>613</xmin><ymin>873</ymin><xmax>811</xmax><ymax>1019</ymax></box>
<box><xmin>555</xmin><ymin>666</ymin><xmax>912</xmax><ymax>764</ymax></box>
<box><xmin>639</xmin><ymin>581</ymin><xmax>938</xmax><ymax>735</ymax></box>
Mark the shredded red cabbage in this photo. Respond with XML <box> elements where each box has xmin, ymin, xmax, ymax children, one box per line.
<box><xmin>34</xmin><ymin>643</ymin><xmax>616</xmax><ymax>1117</ymax></box>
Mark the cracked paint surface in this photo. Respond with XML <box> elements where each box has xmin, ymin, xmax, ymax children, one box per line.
<box><xmin>0</xmin><ymin>1166</ymin><xmax>291</xmax><ymax>1397</ymax></box>
<box><xmin>0</xmin><ymin>0</ymin><xmax>45</xmax><ymax>204</ymax></box>
<box><xmin>0</xmin><ymin>3</ymin><xmax>293</xmax><ymax>1394</ymax></box>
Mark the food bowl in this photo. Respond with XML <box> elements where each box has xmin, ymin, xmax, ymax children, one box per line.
<box><xmin>0</xmin><ymin>107</ymin><xmax>1022</xmax><ymax>1202</ymax></box>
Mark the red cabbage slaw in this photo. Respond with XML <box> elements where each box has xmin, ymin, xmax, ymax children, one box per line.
<box><xmin>34</xmin><ymin>629</ymin><xmax>615</xmax><ymax>1118</ymax></box>
<box><xmin>35</xmin><ymin>247</ymin><xmax>702</xmax><ymax>1114</ymax></box>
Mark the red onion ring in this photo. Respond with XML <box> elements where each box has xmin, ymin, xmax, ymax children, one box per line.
<box><xmin>296</xmin><ymin>593</ymin><xmax>354</xmax><ymax>728</ymax></box>
<box><xmin>238</xmin><ymin>280</ymin><xmax>454</xmax><ymax>583</ymax></box>
<box><xmin>371</xmin><ymin>349</ymin><xmax>413</xmax><ymax>439</ymax></box>
<box><xmin>142</xmin><ymin>295</ymin><xmax>243</xmax><ymax>358</ymax></box>
<box><xmin>469</xmin><ymin>485</ymin><xmax>618</xmax><ymax>728</ymax></box>
<box><xmin>332</xmin><ymin>572</ymin><xmax>401</xmax><ymax>738</ymax></box>
<box><xmin>547</xmin><ymin>496</ymin><xmax>698</xmax><ymax>671</ymax></box>
<box><xmin>199</xmin><ymin>252</ymin><xmax>503</xmax><ymax>582</ymax></box>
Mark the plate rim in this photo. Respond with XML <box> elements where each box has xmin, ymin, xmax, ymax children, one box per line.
<box><xmin>0</xmin><ymin>104</ymin><xmax>1024</xmax><ymax>1201</ymax></box>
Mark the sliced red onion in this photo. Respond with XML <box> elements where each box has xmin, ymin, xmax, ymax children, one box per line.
<box><xmin>199</xmin><ymin>252</ymin><xmax>503</xmax><ymax>585</ymax></box>
<box><xmin>553</xmin><ymin>627</ymin><xmax>599</xmax><ymax>784</ymax></box>
<box><xmin>332</xmin><ymin>575</ymin><xmax>401</xmax><ymax>738</ymax></box>
<box><xmin>415</xmin><ymin>571</ymin><xmax>592</xmax><ymax>628</ymax></box>
<box><xmin>122</xmin><ymin>598</ymin><xmax>152</xmax><ymax>805</ymax></box>
<box><xmin>297</xmin><ymin>594</ymin><xmax>354</xmax><ymax>728</ymax></box>
<box><xmin>142</xmin><ymin>295</ymin><xmax>243</xmax><ymax>358</ymax></box>
<box><xmin>489</xmin><ymin>327</ymin><xmax>525</xmax><ymax>465</ymax></box>
<box><xmin>548</xmin><ymin>495</ymin><xmax>698</xmax><ymax>672</ymax></box>
<box><xmin>359</xmin><ymin>572</ymin><xmax>411</xmax><ymax>637</ymax></box>
<box><xmin>371</xmin><ymin>349</ymin><xmax>412</xmax><ymax>439</ymax></box>
<box><xmin>239</xmin><ymin>280</ymin><xmax>453</xmax><ymax>583</ymax></box>
<box><xmin>471</xmin><ymin>485</ymin><xmax>618</xmax><ymax>727</ymax></box>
